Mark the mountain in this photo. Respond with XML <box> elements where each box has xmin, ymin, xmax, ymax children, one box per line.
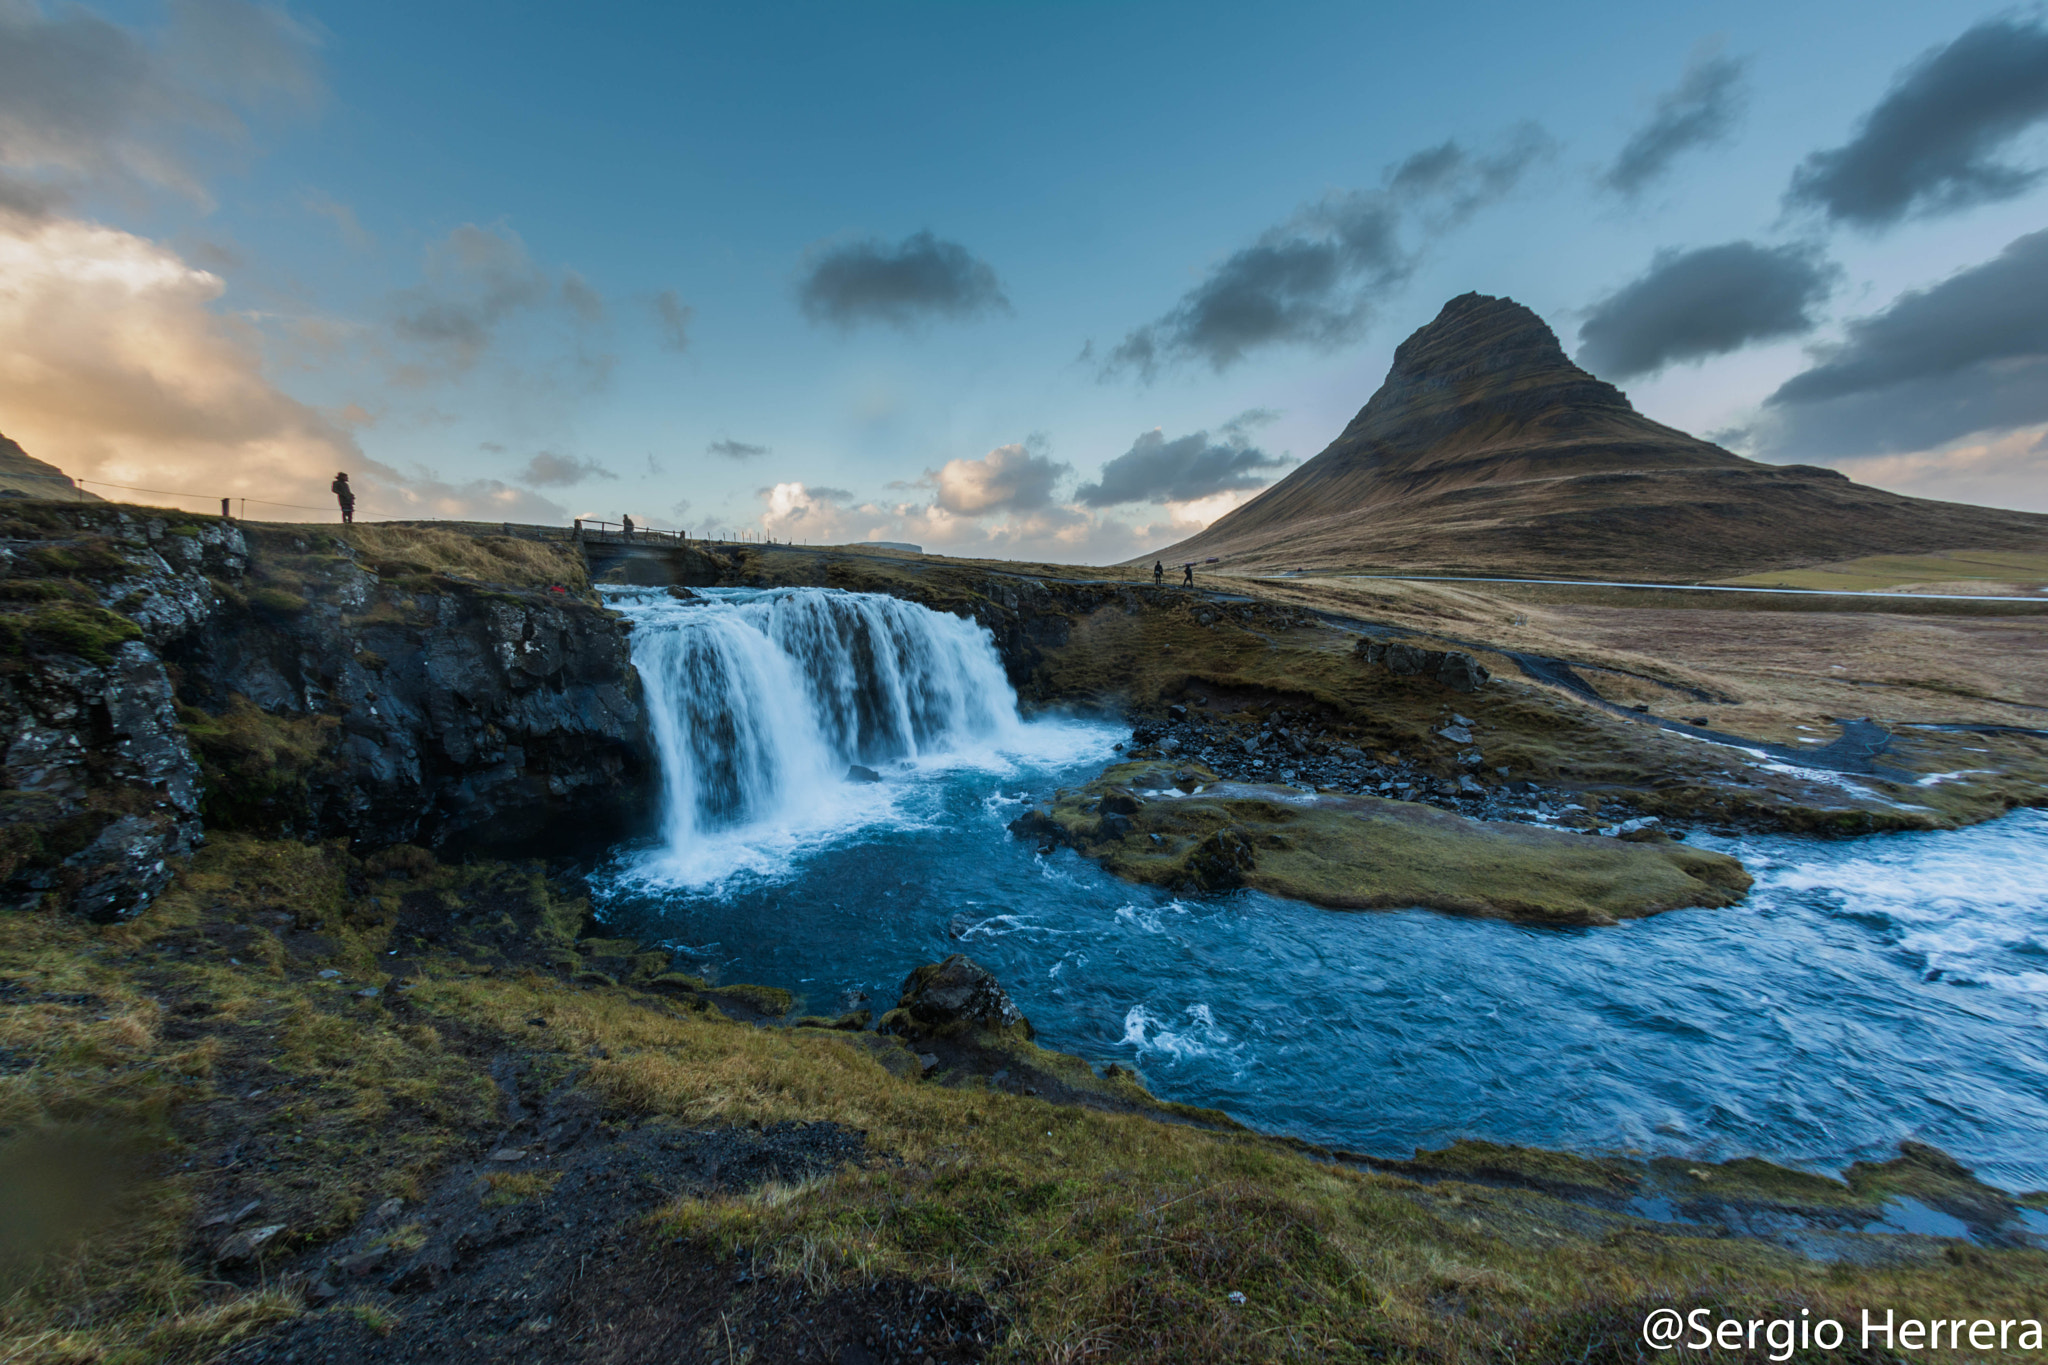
<box><xmin>0</xmin><ymin>432</ymin><xmax>101</xmax><ymax>502</ymax></box>
<box><xmin>1144</xmin><ymin>293</ymin><xmax>2048</xmax><ymax>581</ymax></box>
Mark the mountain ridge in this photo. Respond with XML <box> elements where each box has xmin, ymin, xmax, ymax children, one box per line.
<box><xmin>1145</xmin><ymin>294</ymin><xmax>2047</xmax><ymax>581</ymax></box>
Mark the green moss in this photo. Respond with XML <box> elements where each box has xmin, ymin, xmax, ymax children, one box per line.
<box><xmin>0</xmin><ymin>600</ymin><xmax>144</xmax><ymax>664</ymax></box>
<box><xmin>1404</xmin><ymin>1140</ymin><xmax>1641</xmax><ymax>1195</ymax></box>
<box><xmin>1040</xmin><ymin>760</ymin><xmax>1751</xmax><ymax>925</ymax></box>
<box><xmin>707</xmin><ymin>983</ymin><xmax>794</xmax><ymax>1018</ymax></box>
<box><xmin>175</xmin><ymin>695</ymin><xmax>338</xmax><ymax>833</ymax></box>
<box><xmin>1648</xmin><ymin>1155</ymin><xmax>1869</xmax><ymax>1210</ymax></box>
<box><xmin>247</xmin><ymin>585</ymin><xmax>309</xmax><ymax>614</ymax></box>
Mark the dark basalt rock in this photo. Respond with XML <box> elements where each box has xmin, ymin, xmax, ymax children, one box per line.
<box><xmin>1186</xmin><ymin>826</ymin><xmax>1256</xmax><ymax>890</ymax></box>
<box><xmin>4</xmin><ymin>508</ymin><xmax>660</xmax><ymax>916</ymax></box>
<box><xmin>1355</xmin><ymin>638</ymin><xmax>1490</xmax><ymax>693</ymax></box>
<box><xmin>845</xmin><ymin>764</ymin><xmax>882</xmax><ymax>783</ymax></box>
<box><xmin>885</xmin><ymin>953</ymin><xmax>1031</xmax><ymax>1039</ymax></box>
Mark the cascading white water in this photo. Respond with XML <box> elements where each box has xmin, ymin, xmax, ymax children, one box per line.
<box><xmin>605</xmin><ymin>586</ymin><xmax>1027</xmax><ymax>868</ymax></box>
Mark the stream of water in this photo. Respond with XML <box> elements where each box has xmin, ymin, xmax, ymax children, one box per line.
<box><xmin>595</xmin><ymin>586</ymin><xmax>2048</xmax><ymax>1192</ymax></box>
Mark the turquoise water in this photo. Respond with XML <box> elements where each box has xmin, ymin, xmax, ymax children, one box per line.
<box><xmin>594</xmin><ymin>587</ymin><xmax>2048</xmax><ymax>1192</ymax></box>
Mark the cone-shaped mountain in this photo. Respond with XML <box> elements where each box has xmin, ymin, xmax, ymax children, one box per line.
<box><xmin>1149</xmin><ymin>293</ymin><xmax>2047</xmax><ymax>580</ymax></box>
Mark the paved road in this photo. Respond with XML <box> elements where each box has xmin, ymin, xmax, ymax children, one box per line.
<box><xmin>1308</xmin><ymin>573</ymin><xmax>2047</xmax><ymax>604</ymax></box>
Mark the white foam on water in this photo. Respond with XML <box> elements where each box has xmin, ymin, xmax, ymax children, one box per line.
<box><xmin>1753</xmin><ymin>810</ymin><xmax>2048</xmax><ymax>995</ymax></box>
<box><xmin>601</xmin><ymin>586</ymin><xmax>1115</xmax><ymax>891</ymax></box>
<box><xmin>1120</xmin><ymin>1002</ymin><xmax>1234</xmax><ymax>1064</ymax></box>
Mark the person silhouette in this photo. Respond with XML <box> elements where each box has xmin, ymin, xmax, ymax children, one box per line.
<box><xmin>621</xmin><ymin>514</ymin><xmax>635</xmax><ymax>540</ymax></box>
<box><xmin>331</xmin><ymin>472</ymin><xmax>355</xmax><ymax>525</ymax></box>
<box><xmin>1152</xmin><ymin>559</ymin><xmax>1163</xmax><ymax>586</ymax></box>
<box><xmin>1181</xmin><ymin>561</ymin><xmax>1194</xmax><ymax>587</ymax></box>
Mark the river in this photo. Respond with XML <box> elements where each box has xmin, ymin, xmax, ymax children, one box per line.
<box><xmin>593</xmin><ymin>586</ymin><xmax>2048</xmax><ymax>1193</ymax></box>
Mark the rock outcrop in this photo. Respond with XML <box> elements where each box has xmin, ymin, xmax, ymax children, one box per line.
<box><xmin>1</xmin><ymin>505</ymin><xmax>655</xmax><ymax>916</ymax></box>
<box><xmin>880</xmin><ymin>954</ymin><xmax>1033</xmax><ymax>1040</ymax></box>
<box><xmin>1014</xmin><ymin>758</ymin><xmax>1753</xmax><ymax>926</ymax></box>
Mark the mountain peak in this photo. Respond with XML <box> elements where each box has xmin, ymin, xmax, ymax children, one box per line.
<box><xmin>1335</xmin><ymin>292</ymin><xmax>1637</xmax><ymax>452</ymax></box>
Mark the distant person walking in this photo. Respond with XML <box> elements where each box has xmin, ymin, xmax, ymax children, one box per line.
<box><xmin>331</xmin><ymin>472</ymin><xmax>355</xmax><ymax>524</ymax></box>
<box><xmin>1181</xmin><ymin>561</ymin><xmax>1194</xmax><ymax>587</ymax></box>
<box><xmin>621</xmin><ymin>513</ymin><xmax>635</xmax><ymax>540</ymax></box>
<box><xmin>1152</xmin><ymin>559</ymin><xmax>1163</xmax><ymax>586</ymax></box>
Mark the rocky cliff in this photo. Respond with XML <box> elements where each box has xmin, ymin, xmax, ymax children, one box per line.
<box><xmin>1</xmin><ymin>504</ymin><xmax>655</xmax><ymax>918</ymax></box>
<box><xmin>1150</xmin><ymin>292</ymin><xmax>2048</xmax><ymax>579</ymax></box>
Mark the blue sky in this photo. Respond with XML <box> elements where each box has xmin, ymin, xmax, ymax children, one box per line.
<box><xmin>3</xmin><ymin>0</ymin><xmax>2046</xmax><ymax>558</ymax></box>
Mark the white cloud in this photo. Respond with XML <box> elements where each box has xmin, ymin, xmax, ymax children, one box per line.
<box><xmin>1824</xmin><ymin>425</ymin><xmax>2048</xmax><ymax>514</ymax></box>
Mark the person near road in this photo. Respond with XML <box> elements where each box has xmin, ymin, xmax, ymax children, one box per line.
<box><xmin>1152</xmin><ymin>559</ymin><xmax>1163</xmax><ymax>586</ymax></box>
<box><xmin>331</xmin><ymin>472</ymin><xmax>355</xmax><ymax>525</ymax></box>
<box><xmin>621</xmin><ymin>514</ymin><xmax>635</xmax><ymax>540</ymax></box>
<box><xmin>1181</xmin><ymin>561</ymin><xmax>1194</xmax><ymax>587</ymax></box>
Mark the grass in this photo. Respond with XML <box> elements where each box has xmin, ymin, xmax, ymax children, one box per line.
<box><xmin>1715</xmin><ymin>549</ymin><xmax>2048</xmax><ymax>595</ymax></box>
<box><xmin>1033</xmin><ymin>759</ymin><xmax>1751</xmax><ymax>925</ymax></box>
<box><xmin>331</xmin><ymin>524</ymin><xmax>588</xmax><ymax>591</ymax></box>
<box><xmin>2</xmin><ymin>835</ymin><xmax>2046</xmax><ymax>1362</ymax></box>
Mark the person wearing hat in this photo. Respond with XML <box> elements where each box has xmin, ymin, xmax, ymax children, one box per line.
<box><xmin>331</xmin><ymin>472</ymin><xmax>356</xmax><ymax>524</ymax></box>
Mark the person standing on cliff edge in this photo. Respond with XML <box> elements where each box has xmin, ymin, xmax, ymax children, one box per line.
<box><xmin>1153</xmin><ymin>559</ymin><xmax>1163</xmax><ymax>587</ymax></box>
<box><xmin>331</xmin><ymin>472</ymin><xmax>355</xmax><ymax>525</ymax></box>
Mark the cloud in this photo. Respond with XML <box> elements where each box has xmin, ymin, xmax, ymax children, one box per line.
<box><xmin>390</xmin><ymin>223</ymin><xmax>551</xmax><ymax>374</ymax></box>
<box><xmin>1601</xmin><ymin>48</ymin><xmax>1747</xmax><ymax>196</ymax></box>
<box><xmin>931</xmin><ymin>442</ymin><xmax>1069</xmax><ymax>516</ymax></box>
<box><xmin>1823</xmin><ymin>425</ymin><xmax>2048</xmax><ymax>514</ymax></box>
<box><xmin>759</xmin><ymin>481</ymin><xmax>866</xmax><ymax>540</ymax></box>
<box><xmin>651</xmin><ymin>289</ymin><xmax>692</xmax><ymax>352</ymax></box>
<box><xmin>559</xmin><ymin>270</ymin><xmax>603</xmax><ymax>325</ymax></box>
<box><xmin>1574</xmin><ymin>241</ymin><xmax>1837</xmax><ymax>378</ymax></box>
<box><xmin>1786</xmin><ymin>17</ymin><xmax>2048</xmax><ymax>228</ymax></box>
<box><xmin>707</xmin><ymin>438</ymin><xmax>768</xmax><ymax>460</ymax></box>
<box><xmin>796</xmin><ymin>230</ymin><xmax>1010</xmax><ymax>330</ymax></box>
<box><xmin>301</xmin><ymin>190</ymin><xmax>370</xmax><ymax>249</ymax></box>
<box><xmin>1076</xmin><ymin>421</ymin><xmax>1294</xmax><ymax>506</ymax></box>
<box><xmin>1100</xmin><ymin>125</ymin><xmax>1553</xmax><ymax>378</ymax></box>
<box><xmin>0</xmin><ymin>211</ymin><xmax>363</xmax><ymax>510</ymax></box>
<box><xmin>519</xmin><ymin>451</ymin><xmax>615</xmax><ymax>486</ymax></box>
<box><xmin>0</xmin><ymin>0</ymin><xmax>321</xmax><ymax>210</ymax></box>
<box><xmin>1750</xmin><ymin>227</ymin><xmax>2048</xmax><ymax>457</ymax></box>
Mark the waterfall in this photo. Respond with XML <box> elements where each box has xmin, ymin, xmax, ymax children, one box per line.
<box><xmin>605</xmin><ymin>587</ymin><xmax>1026</xmax><ymax>865</ymax></box>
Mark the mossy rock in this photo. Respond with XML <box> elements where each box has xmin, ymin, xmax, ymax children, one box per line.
<box><xmin>1843</xmin><ymin>1142</ymin><xmax>2024</xmax><ymax>1229</ymax></box>
<box><xmin>644</xmin><ymin>971</ymin><xmax>710</xmax><ymax>994</ymax></box>
<box><xmin>705</xmin><ymin>983</ymin><xmax>794</xmax><ymax>1019</ymax></box>
<box><xmin>1405</xmin><ymin>1140</ymin><xmax>1640</xmax><ymax>1197</ymax></box>
<box><xmin>791</xmin><ymin>1010</ymin><xmax>871</xmax><ymax>1031</ymax></box>
<box><xmin>627</xmin><ymin>950</ymin><xmax>672</xmax><ymax>982</ymax></box>
<box><xmin>576</xmin><ymin>936</ymin><xmax>642</xmax><ymax>959</ymax></box>
<box><xmin>1648</xmin><ymin>1155</ymin><xmax>1871</xmax><ymax>1212</ymax></box>
<box><xmin>571</xmin><ymin>969</ymin><xmax>618</xmax><ymax>988</ymax></box>
<box><xmin>1043</xmin><ymin>760</ymin><xmax>1751</xmax><ymax>925</ymax></box>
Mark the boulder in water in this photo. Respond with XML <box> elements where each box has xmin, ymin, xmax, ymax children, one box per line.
<box><xmin>883</xmin><ymin>954</ymin><xmax>1032</xmax><ymax>1040</ymax></box>
<box><xmin>845</xmin><ymin>764</ymin><xmax>882</xmax><ymax>784</ymax></box>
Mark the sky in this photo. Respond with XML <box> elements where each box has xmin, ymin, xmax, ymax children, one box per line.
<box><xmin>3</xmin><ymin>0</ymin><xmax>2047</xmax><ymax>561</ymax></box>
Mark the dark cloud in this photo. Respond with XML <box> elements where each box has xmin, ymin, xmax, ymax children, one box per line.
<box><xmin>932</xmin><ymin>442</ymin><xmax>1068</xmax><ymax>516</ymax></box>
<box><xmin>1076</xmin><ymin>423</ymin><xmax>1294</xmax><ymax>506</ymax></box>
<box><xmin>1753</xmin><ymin>227</ymin><xmax>2048</xmax><ymax>456</ymax></box>
<box><xmin>0</xmin><ymin>0</ymin><xmax>320</xmax><ymax>207</ymax></box>
<box><xmin>1786</xmin><ymin>17</ymin><xmax>2048</xmax><ymax>228</ymax></box>
<box><xmin>1575</xmin><ymin>241</ymin><xmax>1837</xmax><ymax>378</ymax></box>
<box><xmin>1601</xmin><ymin>50</ymin><xmax>1747</xmax><ymax>196</ymax></box>
<box><xmin>796</xmin><ymin>230</ymin><xmax>1009</xmax><ymax>330</ymax></box>
<box><xmin>1100</xmin><ymin>126</ymin><xmax>1553</xmax><ymax>378</ymax></box>
<box><xmin>707</xmin><ymin>438</ymin><xmax>768</xmax><ymax>460</ymax></box>
<box><xmin>392</xmin><ymin>224</ymin><xmax>550</xmax><ymax>371</ymax></box>
<box><xmin>651</xmin><ymin>289</ymin><xmax>693</xmax><ymax>352</ymax></box>
<box><xmin>520</xmin><ymin>451</ymin><xmax>616</xmax><ymax>487</ymax></box>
